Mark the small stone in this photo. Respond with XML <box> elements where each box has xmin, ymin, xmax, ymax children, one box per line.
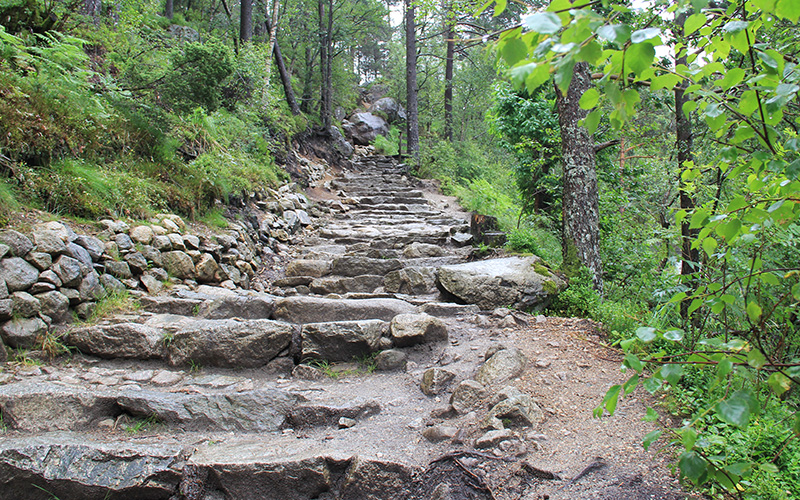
<box><xmin>338</xmin><ymin>417</ymin><xmax>357</xmax><ymax>429</ymax></box>
<box><xmin>374</xmin><ymin>349</ymin><xmax>407</xmax><ymax>371</ymax></box>
<box><xmin>535</xmin><ymin>359</ymin><xmax>551</xmax><ymax>368</ymax></box>
<box><xmin>475</xmin><ymin>429</ymin><xmax>514</xmax><ymax>449</ymax></box>
<box><xmin>38</xmin><ymin>270</ymin><xmax>62</xmax><ymax>287</ymax></box>
<box><xmin>74</xmin><ymin>302</ymin><xmax>96</xmax><ymax>320</ymax></box>
<box><xmin>292</xmin><ymin>364</ymin><xmax>324</xmax><ymax>380</ymax></box>
<box><xmin>140</xmin><ymin>274</ymin><xmax>163</xmax><ymax>294</ymax></box>
<box><xmin>422</xmin><ymin>425</ymin><xmax>458</xmax><ymax>443</ymax></box>
<box><xmin>420</xmin><ymin>368</ymin><xmax>455</xmax><ymax>396</ymax></box>
<box><xmin>151</xmin><ymin>370</ymin><xmax>183</xmax><ymax>386</ymax></box>
<box><xmin>450</xmin><ymin>380</ymin><xmax>489</xmax><ymax>414</ymax></box>
<box><xmin>124</xmin><ymin>370</ymin><xmax>155</xmax><ymax>382</ymax></box>
<box><xmin>25</xmin><ymin>252</ymin><xmax>52</xmax><ymax>271</ymax></box>
<box><xmin>114</xmin><ymin>233</ymin><xmax>135</xmax><ymax>252</ymax></box>
<box><xmin>130</xmin><ymin>225</ymin><xmax>155</xmax><ymax>245</ymax></box>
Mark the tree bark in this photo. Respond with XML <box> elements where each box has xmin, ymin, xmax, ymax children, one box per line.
<box><xmin>443</xmin><ymin>18</ymin><xmax>455</xmax><ymax>142</ymax></box>
<box><xmin>266</xmin><ymin>19</ymin><xmax>301</xmax><ymax>115</ymax></box>
<box><xmin>318</xmin><ymin>0</ymin><xmax>333</xmax><ymax>129</ymax></box>
<box><xmin>555</xmin><ymin>62</ymin><xmax>603</xmax><ymax>291</ymax></box>
<box><xmin>83</xmin><ymin>0</ymin><xmax>101</xmax><ymax>18</ymax></box>
<box><xmin>264</xmin><ymin>0</ymin><xmax>281</xmax><ymax>82</ymax></box>
<box><xmin>240</xmin><ymin>0</ymin><xmax>253</xmax><ymax>43</ymax></box>
<box><xmin>675</xmin><ymin>11</ymin><xmax>699</xmax><ymax>321</ymax></box>
<box><xmin>405</xmin><ymin>0</ymin><xmax>420</xmax><ymax>162</ymax></box>
<box><xmin>165</xmin><ymin>0</ymin><xmax>174</xmax><ymax>19</ymax></box>
<box><xmin>301</xmin><ymin>45</ymin><xmax>315</xmax><ymax>114</ymax></box>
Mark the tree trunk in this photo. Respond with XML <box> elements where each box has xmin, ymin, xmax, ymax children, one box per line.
<box><xmin>443</xmin><ymin>18</ymin><xmax>455</xmax><ymax>142</ymax></box>
<box><xmin>266</xmin><ymin>19</ymin><xmax>301</xmax><ymax>115</ymax></box>
<box><xmin>318</xmin><ymin>0</ymin><xmax>333</xmax><ymax>130</ymax></box>
<box><xmin>264</xmin><ymin>0</ymin><xmax>281</xmax><ymax>82</ymax></box>
<box><xmin>555</xmin><ymin>62</ymin><xmax>603</xmax><ymax>291</ymax></box>
<box><xmin>240</xmin><ymin>0</ymin><xmax>252</xmax><ymax>43</ymax></box>
<box><xmin>83</xmin><ymin>0</ymin><xmax>101</xmax><ymax>18</ymax></box>
<box><xmin>405</xmin><ymin>0</ymin><xmax>420</xmax><ymax>162</ymax></box>
<box><xmin>301</xmin><ymin>45</ymin><xmax>315</xmax><ymax>114</ymax></box>
<box><xmin>165</xmin><ymin>0</ymin><xmax>174</xmax><ymax>19</ymax></box>
<box><xmin>675</xmin><ymin>11</ymin><xmax>698</xmax><ymax>321</ymax></box>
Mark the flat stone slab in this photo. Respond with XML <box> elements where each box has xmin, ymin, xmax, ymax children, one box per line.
<box><xmin>273</xmin><ymin>296</ymin><xmax>417</xmax><ymax>324</ymax></box>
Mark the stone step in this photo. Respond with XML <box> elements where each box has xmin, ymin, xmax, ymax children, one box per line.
<box><xmin>272</xmin><ymin>296</ymin><xmax>417</xmax><ymax>323</ymax></box>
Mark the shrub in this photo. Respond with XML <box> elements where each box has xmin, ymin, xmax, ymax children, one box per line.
<box><xmin>161</xmin><ymin>39</ymin><xmax>234</xmax><ymax>113</ymax></box>
<box><xmin>373</xmin><ymin>127</ymin><xmax>400</xmax><ymax>156</ymax></box>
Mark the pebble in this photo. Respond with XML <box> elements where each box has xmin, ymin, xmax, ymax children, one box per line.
<box><xmin>124</xmin><ymin>370</ymin><xmax>155</xmax><ymax>382</ymax></box>
<box><xmin>151</xmin><ymin>370</ymin><xmax>183</xmax><ymax>386</ymax></box>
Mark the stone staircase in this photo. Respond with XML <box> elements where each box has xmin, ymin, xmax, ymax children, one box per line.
<box><xmin>0</xmin><ymin>155</ymin><xmax>552</xmax><ymax>500</ymax></box>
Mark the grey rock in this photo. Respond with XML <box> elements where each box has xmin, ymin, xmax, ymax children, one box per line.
<box><xmin>183</xmin><ymin>234</ymin><xmax>200</xmax><ymax>250</ymax></box>
<box><xmin>139</xmin><ymin>295</ymin><xmax>203</xmax><ymax>316</ymax></box>
<box><xmin>0</xmin><ymin>336</ymin><xmax>6</xmax><ymax>362</ymax></box>
<box><xmin>475</xmin><ymin>429</ymin><xmax>514</xmax><ymax>449</ymax></box>
<box><xmin>0</xmin><ymin>299</ymin><xmax>12</xmax><ymax>321</ymax></box>
<box><xmin>118</xmin><ymin>388</ymin><xmax>301</xmax><ymax>432</ymax></box>
<box><xmin>130</xmin><ymin>225</ymin><xmax>155</xmax><ymax>245</ymax></box>
<box><xmin>368</xmin><ymin>97</ymin><xmax>407</xmax><ymax>123</ymax></box>
<box><xmin>483</xmin><ymin>387</ymin><xmax>544</xmax><ymax>430</ymax></box>
<box><xmin>151</xmin><ymin>370</ymin><xmax>183</xmax><ymax>386</ymax></box>
<box><xmin>53</xmin><ymin>255</ymin><xmax>85</xmax><ymax>287</ymax></box>
<box><xmin>383</xmin><ymin>267</ymin><xmax>437</xmax><ymax>295</ymax></box>
<box><xmin>195</xmin><ymin>253</ymin><xmax>221</xmax><ymax>283</ymax></box>
<box><xmin>124</xmin><ymin>252</ymin><xmax>149</xmax><ymax>274</ymax></box>
<box><xmin>451</xmin><ymin>231</ymin><xmax>474</xmax><ymax>247</ymax></box>
<box><xmin>10</xmin><ymin>291</ymin><xmax>40</xmax><ymax>318</ymax></box>
<box><xmin>0</xmin><ymin>243</ymin><xmax>8</xmax><ymax>260</ymax></box>
<box><xmin>339</xmin><ymin>416</ymin><xmax>357</xmax><ymax>429</ymax></box>
<box><xmin>331</xmin><ymin>256</ymin><xmax>402</xmax><ymax>277</ymax></box>
<box><xmin>301</xmin><ymin>320</ymin><xmax>385</xmax><ymax>362</ymax></box>
<box><xmin>374</xmin><ymin>349</ymin><xmax>407</xmax><ymax>371</ymax></box>
<box><xmin>79</xmin><ymin>270</ymin><xmax>106</xmax><ymax>302</ymax></box>
<box><xmin>162</xmin><ymin>251</ymin><xmax>195</xmax><ymax>279</ymax></box>
<box><xmin>114</xmin><ymin>233</ymin><xmax>135</xmax><ymax>251</ymax></box>
<box><xmin>167</xmin><ymin>233</ymin><xmax>185</xmax><ymax>251</ymax></box>
<box><xmin>274</xmin><ymin>296</ymin><xmax>416</xmax><ymax>324</ymax></box>
<box><xmin>148</xmin><ymin>267</ymin><xmax>169</xmax><ymax>282</ymax></box>
<box><xmin>216</xmin><ymin>233</ymin><xmax>237</xmax><ymax>250</ymax></box>
<box><xmin>330</xmin><ymin>124</ymin><xmax>355</xmax><ymax>158</ymax></box>
<box><xmin>0</xmin><ymin>382</ymin><xmax>117</xmax><ymax>431</ymax></box>
<box><xmin>37</xmin><ymin>291</ymin><xmax>71</xmax><ymax>323</ymax></box>
<box><xmin>422</xmin><ymin>425</ymin><xmax>458</xmax><ymax>443</ymax></box>
<box><xmin>139</xmin><ymin>244</ymin><xmax>163</xmax><ymax>267</ymax></box>
<box><xmin>67</xmin><ymin>323</ymin><xmax>165</xmax><ymax>359</ymax></box>
<box><xmin>0</xmin><ymin>257</ymin><xmax>39</xmax><ymax>292</ymax></box>
<box><xmin>342</xmin><ymin>112</ymin><xmax>389</xmax><ymax>145</ymax></box>
<box><xmin>450</xmin><ymin>380</ymin><xmax>489</xmax><ymax>414</ymax></box>
<box><xmin>309</xmin><ymin>275</ymin><xmax>383</xmax><ymax>294</ymax></box>
<box><xmin>73</xmin><ymin>234</ymin><xmax>105</xmax><ymax>261</ymax></box>
<box><xmin>100</xmin><ymin>219</ymin><xmax>129</xmax><ymax>233</ymax></box>
<box><xmin>284</xmin><ymin>210</ymin><xmax>301</xmax><ymax>234</ymax></box>
<box><xmin>140</xmin><ymin>274</ymin><xmax>163</xmax><ymax>294</ymax></box>
<box><xmin>0</xmin><ymin>229</ymin><xmax>33</xmax><ymax>257</ymax></box>
<box><xmin>432</xmin><ymin>483</ymin><xmax>454</xmax><ymax>500</ymax></box>
<box><xmin>0</xmin><ymin>279</ymin><xmax>6</xmax><ymax>299</ymax></box>
<box><xmin>25</xmin><ymin>251</ymin><xmax>52</xmax><ymax>271</ymax></box>
<box><xmin>390</xmin><ymin>313</ymin><xmax>448</xmax><ymax>347</ymax></box>
<box><xmin>287</xmin><ymin>400</ymin><xmax>381</xmax><ymax>428</ymax></box>
<box><xmin>153</xmin><ymin>234</ymin><xmax>172</xmax><ymax>251</ymax></box>
<box><xmin>1</xmin><ymin>317</ymin><xmax>48</xmax><ymax>349</ymax></box>
<box><xmin>61</xmin><ymin>287</ymin><xmax>81</xmax><ymax>305</ymax></box>
<box><xmin>65</xmin><ymin>242</ymin><xmax>93</xmax><ymax>266</ymax></box>
<box><xmin>198</xmin><ymin>294</ymin><xmax>276</xmax><ymax>320</ymax></box>
<box><xmin>100</xmin><ymin>273</ymin><xmax>126</xmax><ymax>293</ymax></box>
<box><xmin>285</xmin><ymin>259</ymin><xmax>331</xmax><ymax>277</ymax></box>
<box><xmin>38</xmin><ymin>269</ymin><xmax>62</xmax><ymax>287</ymax></box>
<box><xmin>0</xmin><ymin>437</ymin><xmax>182</xmax><ymax>499</ymax></box>
<box><xmin>421</xmin><ymin>368</ymin><xmax>456</xmax><ymax>396</ymax></box>
<box><xmin>292</xmin><ymin>363</ymin><xmax>325</xmax><ymax>380</ymax></box>
<box><xmin>339</xmin><ymin>456</ymin><xmax>415</xmax><ymax>499</ymax></box>
<box><xmin>475</xmin><ymin>347</ymin><xmax>528</xmax><ymax>386</ymax></box>
<box><xmin>296</xmin><ymin>209</ymin><xmax>312</xmax><ymax>226</ymax></box>
<box><xmin>403</xmin><ymin>242</ymin><xmax>444</xmax><ymax>258</ymax></box>
<box><xmin>420</xmin><ymin>302</ymin><xmax>481</xmax><ymax>317</ymax></box>
<box><xmin>32</xmin><ymin>229</ymin><xmax>67</xmax><ymax>254</ymax></box>
<box><xmin>436</xmin><ymin>256</ymin><xmax>565</xmax><ymax>310</ymax></box>
<box><xmin>104</xmin><ymin>260</ymin><xmax>133</xmax><ymax>280</ymax></box>
<box><xmin>167</xmin><ymin>319</ymin><xmax>293</xmax><ymax>368</ymax></box>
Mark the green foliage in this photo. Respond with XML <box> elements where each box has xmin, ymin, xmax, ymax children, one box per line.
<box><xmin>505</xmin><ymin>224</ymin><xmax>561</xmax><ymax>265</ymax></box>
<box><xmin>373</xmin><ymin>127</ymin><xmax>400</xmax><ymax>156</ymax></box>
<box><xmin>548</xmin><ymin>267</ymin><xmax>600</xmax><ymax>318</ymax></box>
<box><xmin>161</xmin><ymin>39</ymin><xmax>234</xmax><ymax>113</ymax></box>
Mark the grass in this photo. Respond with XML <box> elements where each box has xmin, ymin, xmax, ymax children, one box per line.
<box><xmin>36</xmin><ymin>330</ymin><xmax>75</xmax><ymax>360</ymax></box>
<box><xmin>81</xmin><ymin>290</ymin><xmax>139</xmax><ymax>325</ymax></box>
<box><xmin>197</xmin><ymin>207</ymin><xmax>228</xmax><ymax>228</ymax></box>
<box><xmin>124</xmin><ymin>414</ymin><xmax>162</xmax><ymax>435</ymax></box>
<box><xmin>305</xmin><ymin>353</ymin><xmax>379</xmax><ymax>379</ymax></box>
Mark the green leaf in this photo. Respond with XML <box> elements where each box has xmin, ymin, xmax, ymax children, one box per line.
<box><xmin>582</xmin><ymin>109</ymin><xmax>600</xmax><ymax>134</ymax></box>
<box><xmin>717</xmin><ymin>358</ymin><xmax>733</xmax><ymax>379</ymax></box>
<box><xmin>525</xmin><ymin>63</ymin><xmax>551</xmax><ymax>93</ymax></box>
<box><xmin>643</xmin><ymin>407</ymin><xmax>659</xmax><ymax>422</ymax></box>
<box><xmin>524</xmin><ymin>12</ymin><xmax>562</xmax><ymax>34</ymax></box>
<box><xmin>661</xmin><ymin>364</ymin><xmax>683</xmax><ymax>385</ymax></box>
<box><xmin>776</xmin><ymin>0</ymin><xmax>800</xmax><ymax>22</ymax></box>
<box><xmin>631</xmin><ymin>27</ymin><xmax>660</xmax><ymax>43</ymax></box>
<box><xmin>681</xmin><ymin>427</ymin><xmax>697</xmax><ymax>450</ymax></box>
<box><xmin>718</xmin><ymin>68</ymin><xmax>745</xmax><ymax>90</ymax></box>
<box><xmin>747</xmin><ymin>348</ymin><xmax>766</xmax><ymax>369</ymax></box>
<box><xmin>746</xmin><ymin>301</ymin><xmax>763</xmax><ymax>323</ymax></box>
<box><xmin>599</xmin><ymin>384</ymin><xmax>622</xmax><ymax>416</ymax></box>
<box><xmin>651</xmin><ymin>74</ymin><xmax>680</xmax><ymax>91</ymax></box>
<box><xmin>794</xmin><ymin>412</ymin><xmax>800</xmax><ymax>436</ymax></box>
<box><xmin>685</xmin><ymin>13</ymin><xmax>707</xmax><ymax>34</ymax></box>
<box><xmin>493</xmin><ymin>0</ymin><xmax>507</xmax><ymax>17</ymax></box>
<box><xmin>623</xmin><ymin>373</ymin><xmax>639</xmax><ymax>395</ymax></box>
<box><xmin>722</xmin><ymin>20</ymin><xmax>749</xmax><ymax>33</ymax></box>
<box><xmin>579</xmin><ymin>88</ymin><xmax>600</xmax><ymax>110</ymax></box>
<box><xmin>760</xmin><ymin>463</ymin><xmax>780</xmax><ymax>474</ymax></box>
<box><xmin>501</xmin><ymin>38</ymin><xmax>528</xmax><ymax>66</ymax></box>
<box><xmin>576</xmin><ymin>40</ymin><xmax>602</xmax><ymax>64</ymax></box>
<box><xmin>626</xmin><ymin>42</ymin><xmax>655</xmax><ymax>77</ymax></box>
<box><xmin>664</xmin><ymin>329</ymin><xmax>684</xmax><ymax>342</ymax></box>
<box><xmin>643</xmin><ymin>376</ymin><xmax>662</xmax><ymax>394</ymax></box>
<box><xmin>716</xmin><ymin>390</ymin><xmax>755</xmax><ymax>428</ymax></box>
<box><xmin>767</xmin><ymin>372</ymin><xmax>792</xmax><ymax>396</ymax></box>
<box><xmin>597</xmin><ymin>24</ymin><xmax>631</xmax><ymax>45</ymax></box>
<box><xmin>636</xmin><ymin>327</ymin><xmax>657</xmax><ymax>343</ymax></box>
<box><xmin>643</xmin><ymin>429</ymin><xmax>662</xmax><ymax>450</ymax></box>
<box><xmin>679</xmin><ymin>451</ymin><xmax>709</xmax><ymax>484</ymax></box>
<box><xmin>702</xmin><ymin>237</ymin><xmax>718</xmax><ymax>257</ymax></box>
<box><xmin>624</xmin><ymin>353</ymin><xmax>643</xmax><ymax>372</ymax></box>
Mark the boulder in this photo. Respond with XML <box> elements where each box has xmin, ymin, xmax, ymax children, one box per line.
<box><xmin>124</xmin><ymin>252</ymin><xmax>149</xmax><ymax>275</ymax></box>
<box><xmin>475</xmin><ymin>347</ymin><xmax>528</xmax><ymax>386</ymax></box>
<box><xmin>162</xmin><ymin>251</ymin><xmax>196</xmax><ymax>279</ymax></box>
<box><xmin>449</xmin><ymin>379</ymin><xmax>489</xmax><ymax>414</ymax></box>
<box><xmin>368</xmin><ymin>97</ymin><xmax>407</xmax><ymax>124</ymax></box>
<box><xmin>195</xmin><ymin>253</ymin><xmax>221</xmax><ymax>282</ymax></box>
<box><xmin>383</xmin><ymin>267</ymin><xmax>437</xmax><ymax>295</ymax></box>
<box><xmin>390</xmin><ymin>313</ymin><xmax>447</xmax><ymax>347</ymax></box>
<box><xmin>0</xmin><ymin>230</ymin><xmax>33</xmax><ymax>257</ymax></box>
<box><xmin>342</xmin><ymin>112</ymin><xmax>390</xmax><ymax>145</ymax></box>
<box><xmin>301</xmin><ymin>320</ymin><xmax>385</xmax><ymax>361</ymax></box>
<box><xmin>32</xmin><ymin>230</ymin><xmax>66</xmax><ymax>254</ymax></box>
<box><xmin>100</xmin><ymin>273</ymin><xmax>126</xmax><ymax>293</ymax></box>
<box><xmin>436</xmin><ymin>256</ymin><xmax>564</xmax><ymax>310</ymax></box>
<box><xmin>25</xmin><ymin>252</ymin><xmax>52</xmax><ymax>271</ymax></box>
<box><xmin>117</xmin><ymin>388</ymin><xmax>301</xmax><ymax>432</ymax></box>
<box><xmin>197</xmin><ymin>294</ymin><xmax>276</xmax><ymax>320</ymax></box>
<box><xmin>1</xmin><ymin>317</ymin><xmax>48</xmax><ymax>349</ymax></box>
<box><xmin>67</xmin><ymin>323</ymin><xmax>165</xmax><ymax>359</ymax></box>
<box><xmin>167</xmin><ymin>319</ymin><xmax>293</xmax><ymax>368</ymax></box>
<box><xmin>0</xmin><ymin>257</ymin><xmax>39</xmax><ymax>292</ymax></box>
<box><xmin>104</xmin><ymin>260</ymin><xmax>133</xmax><ymax>280</ymax></box>
<box><xmin>37</xmin><ymin>291</ymin><xmax>71</xmax><ymax>323</ymax></box>
<box><xmin>114</xmin><ymin>233</ymin><xmax>135</xmax><ymax>251</ymax></box>
<box><xmin>420</xmin><ymin>368</ymin><xmax>456</xmax><ymax>396</ymax></box>
<box><xmin>285</xmin><ymin>259</ymin><xmax>331</xmax><ymax>277</ymax></box>
<box><xmin>10</xmin><ymin>292</ymin><xmax>40</xmax><ymax>318</ymax></box>
<box><xmin>331</xmin><ymin>256</ymin><xmax>402</xmax><ymax>277</ymax></box>
<box><xmin>52</xmin><ymin>255</ymin><xmax>85</xmax><ymax>288</ymax></box>
<box><xmin>65</xmin><ymin>242</ymin><xmax>93</xmax><ymax>267</ymax></box>
<box><xmin>309</xmin><ymin>275</ymin><xmax>383</xmax><ymax>294</ymax></box>
<box><xmin>0</xmin><ymin>382</ymin><xmax>117</xmax><ymax>431</ymax></box>
<box><xmin>130</xmin><ymin>225</ymin><xmax>155</xmax><ymax>245</ymax></box>
<box><xmin>273</xmin><ymin>296</ymin><xmax>417</xmax><ymax>324</ymax></box>
<box><xmin>140</xmin><ymin>274</ymin><xmax>163</xmax><ymax>294</ymax></box>
<box><xmin>73</xmin><ymin>234</ymin><xmax>105</xmax><ymax>261</ymax></box>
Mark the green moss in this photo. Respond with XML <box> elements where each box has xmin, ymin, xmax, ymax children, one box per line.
<box><xmin>542</xmin><ymin>279</ymin><xmax>558</xmax><ymax>295</ymax></box>
<box><xmin>533</xmin><ymin>262</ymin><xmax>552</xmax><ymax>277</ymax></box>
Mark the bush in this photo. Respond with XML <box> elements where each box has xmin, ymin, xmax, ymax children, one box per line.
<box><xmin>547</xmin><ymin>267</ymin><xmax>601</xmax><ymax>318</ymax></box>
<box><xmin>161</xmin><ymin>39</ymin><xmax>234</xmax><ymax>113</ymax></box>
<box><xmin>505</xmin><ymin>225</ymin><xmax>561</xmax><ymax>265</ymax></box>
<box><xmin>373</xmin><ymin>127</ymin><xmax>400</xmax><ymax>156</ymax></box>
